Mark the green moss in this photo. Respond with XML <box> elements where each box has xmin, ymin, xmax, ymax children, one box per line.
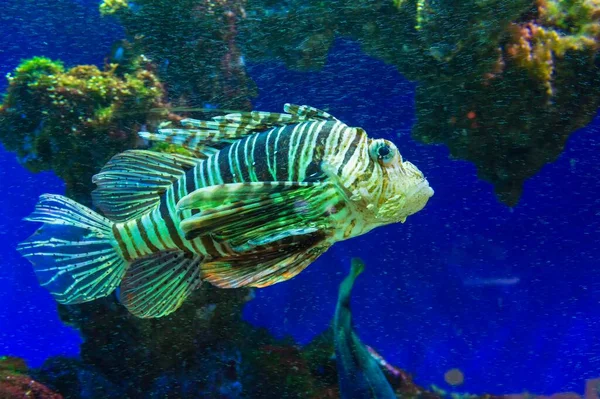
<box><xmin>99</xmin><ymin>0</ymin><xmax>129</xmax><ymax>16</ymax></box>
<box><xmin>0</xmin><ymin>56</ymin><xmax>166</xmax><ymax>203</ymax></box>
<box><xmin>8</xmin><ymin>57</ymin><xmax>64</xmax><ymax>83</ymax></box>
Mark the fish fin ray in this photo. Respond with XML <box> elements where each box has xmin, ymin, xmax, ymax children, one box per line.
<box><xmin>92</xmin><ymin>150</ymin><xmax>202</xmax><ymax>222</ymax></box>
<box><xmin>141</xmin><ymin>112</ymin><xmax>298</xmax><ymax>153</ymax></box>
<box><xmin>140</xmin><ymin>104</ymin><xmax>340</xmax><ymax>153</ymax></box>
<box><xmin>202</xmin><ymin>234</ymin><xmax>329</xmax><ymax>288</ymax></box>
<box><xmin>283</xmin><ymin>104</ymin><xmax>339</xmax><ymax>121</ymax></box>
<box><xmin>119</xmin><ymin>250</ymin><xmax>203</xmax><ymax>318</ymax></box>
<box><xmin>231</xmin><ymin>227</ymin><xmax>319</xmax><ymax>252</ymax></box>
<box><xmin>17</xmin><ymin>194</ymin><xmax>126</xmax><ymax>304</ymax></box>
<box><xmin>138</xmin><ymin>131</ymin><xmax>222</xmax><ymax>158</ymax></box>
<box><xmin>177</xmin><ymin>181</ymin><xmax>339</xmax><ymax>244</ymax></box>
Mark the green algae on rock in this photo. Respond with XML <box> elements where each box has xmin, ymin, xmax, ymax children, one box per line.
<box><xmin>0</xmin><ymin>56</ymin><xmax>166</xmax><ymax>203</ymax></box>
<box><xmin>407</xmin><ymin>0</ymin><xmax>600</xmax><ymax>205</ymax></box>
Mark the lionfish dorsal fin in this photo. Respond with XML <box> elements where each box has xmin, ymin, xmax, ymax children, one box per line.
<box><xmin>283</xmin><ymin>103</ymin><xmax>339</xmax><ymax>121</ymax></box>
<box><xmin>92</xmin><ymin>150</ymin><xmax>202</xmax><ymax>222</ymax></box>
<box><xmin>138</xmin><ymin>104</ymin><xmax>339</xmax><ymax>154</ymax></box>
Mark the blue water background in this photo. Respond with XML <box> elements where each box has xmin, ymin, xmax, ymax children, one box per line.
<box><xmin>1</xmin><ymin>0</ymin><xmax>599</xmax><ymax>394</ymax></box>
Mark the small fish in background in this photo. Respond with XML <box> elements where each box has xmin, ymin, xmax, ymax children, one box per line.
<box><xmin>113</xmin><ymin>46</ymin><xmax>125</xmax><ymax>62</ymax></box>
<box><xmin>445</xmin><ymin>235</ymin><xmax>520</xmax><ymax>290</ymax></box>
<box><xmin>570</xmin><ymin>158</ymin><xmax>577</xmax><ymax>172</ymax></box>
<box><xmin>334</xmin><ymin>258</ymin><xmax>396</xmax><ymax>399</ymax></box>
<box><xmin>18</xmin><ymin>104</ymin><xmax>433</xmax><ymax>318</ymax></box>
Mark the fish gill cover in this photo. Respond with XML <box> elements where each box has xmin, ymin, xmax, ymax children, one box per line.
<box><xmin>0</xmin><ymin>0</ymin><xmax>599</xmax><ymax>398</ymax></box>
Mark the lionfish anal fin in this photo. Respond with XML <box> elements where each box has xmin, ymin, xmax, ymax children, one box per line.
<box><xmin>119</xmin><ymin>250</ymin><xmax>203</xmax><ymax>318</ymax></box>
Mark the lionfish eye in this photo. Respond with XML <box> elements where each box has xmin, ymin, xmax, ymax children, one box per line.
<box><xmin>369</xmin><ymin>139</ymin><xmax>396</xmax><ymax>166</ymax></box>
<box><xmin>378</xmin><ymin>146</ymin><xmax>390</xmax><ymax>157</ymax></box>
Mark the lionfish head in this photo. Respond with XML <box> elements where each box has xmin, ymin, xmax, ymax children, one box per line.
<box><xmin>342</xmin><ymin>137</ymin><xmax>434</xmax><ymax>229</ymax></box>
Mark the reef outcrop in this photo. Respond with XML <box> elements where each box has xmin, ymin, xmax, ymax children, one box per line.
<box><xmin>0</xmin><ymin>56</ymin><xmax>167</xmax><ymax>203</ymax></box>
<box><xmin>238</xmin><ymin>0</ymin><xmax>600</xmax><ymax>205</ymax></box>
<box><xmin>99</xmin><ymin>0</ymin><xmax>257</xmax><ymax>111</ymax></box>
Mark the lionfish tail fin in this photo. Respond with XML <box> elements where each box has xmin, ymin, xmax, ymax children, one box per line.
<box><xmin>17</xmin><ymin>194</ymin><xmax>127</xmax><ymax>304</ymax></box>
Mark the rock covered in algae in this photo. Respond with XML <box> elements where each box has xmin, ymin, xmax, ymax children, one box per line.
<box><xmin>0</xmin><ymin>356</ymin><xmax>63</xmax><ymax>399</ymax></box>
<box><xmin>0</xmin><ymin>56</ymin><xmax>167</xmax><ymax>203</ymax></box>
<box><xmin>233</xmin><ymin>0</ymin><xmax>599</xmax><ymax>205</ymax></box>
<box><xmin>406</xmin><ymin>0</ymin><xmax>600</xmax><ymax>205</ymax></box>
<box><xmin>99</xmin><ymin>0</ymin><xmax>257</xmax><ymax>111</ymax></box>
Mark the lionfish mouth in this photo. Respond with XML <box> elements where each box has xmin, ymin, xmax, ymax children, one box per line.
<box><xmin>375</xmin><ymin>179</ymin><xmax>434</xmax><ymax>223</ymax></box>
<box><xmin>413</xmin><ymin>179</ymin><xmax>434</xmax><ymax>198</ymax></box>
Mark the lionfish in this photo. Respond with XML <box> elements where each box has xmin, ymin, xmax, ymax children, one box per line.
<box><xmin>18</xmin><ymin>104</ymin><xmax>433</xmax><ymax>318</ymax></box>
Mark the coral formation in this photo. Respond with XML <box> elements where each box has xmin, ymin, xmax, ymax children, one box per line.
<box><xmin>408</xmin><ymin>0</ymin><xmax>600</xmax><ymax>205</ymax></box>
<box><xmin>0</xmin><ymin>56</ymin><xmax>167</xmax><ymax>203</ymax></box>
<box><xmin>29</xmin><ymin>286</ymin><xmax>344</xmax><ymax>398</ymax></box>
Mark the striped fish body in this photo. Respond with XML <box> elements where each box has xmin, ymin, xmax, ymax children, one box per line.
<box><xmin>18</xmin><ymin>104</ymin><xmax>433</xmax><ymax>318</ymax></box>
<box><xmin>114</xmin><ymin>118</ymin><xmax>377</xmax><ymax>262</ymax></box>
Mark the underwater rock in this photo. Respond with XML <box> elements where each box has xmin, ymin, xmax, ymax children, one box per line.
<box><xmin>237</xmin><ymin>0</ymin><xmax>600</xmax><ymax>205</ymax></box>
<box><xmin>31</xmin><ymin>284</ymin><xmax>340</xmax><ymax>398</ymax></box>
<box><xmin>98</xmin><ymin>0</ymin><xmax>257</xmax><ymax>111</ymax></box>
<box><xmin>409</xmin><ymin>0</ymin><xmax>600</xmax><ymax>206</ymax></box>
<box><xmin>51</xmin><ymin>285</ymin><xmax>253</xmax><ymax>398</ymax></box>
<box><xmin>34</xmin><ymin>357</ymin><xmax>122</xmax><ymax>399</ymax></box>
<box><xmin>0</xmin><ymin>56</ymin><xmax>167</xmax><ymax>203</ymax></box>
<box><xmin>0</xmin><ymin>356</ymin><xmax>63</xmax><ymax>399</ymax></box>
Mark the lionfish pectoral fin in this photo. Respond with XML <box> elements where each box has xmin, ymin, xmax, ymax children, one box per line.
<box><xmin>232</xmin><ymin>227</ymin><xmax>320</xmax><ymax>252</ymax></box>
<box><xmin>202</xmin><ymin>234</ymin><xmax>330</xmax><ymax>289</ymax></box>
<box><xmin>92</xmin><ymin>150</ymin><xmax>202</xmax><ymax>222</ymax></box>
<box><xmin>177</xmin><ymin>181</ymin><xmax>339</xmax><ymax>242</ymax></box>
<box><xmin>176</xmin><ymin>181</ymin><xmax>313</xmax><ymax>211</ymax></box>
<box><xmin>119</xmin><ymin>250</ymin><xmax>203</xmax><ymax>318</ymax></box>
